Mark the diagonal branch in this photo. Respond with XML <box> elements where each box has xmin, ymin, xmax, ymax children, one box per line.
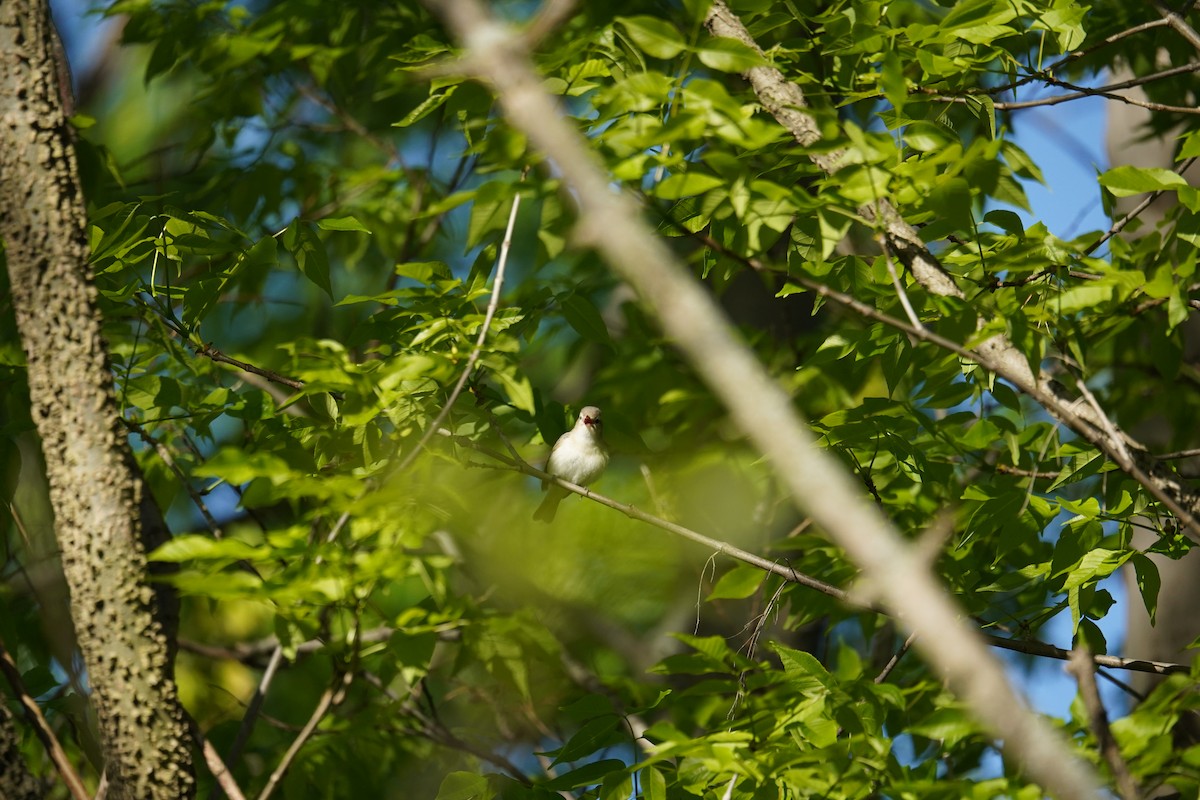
<box><xmin>426</xmin><ymin>1</ymin><xmax>1105</xmax><ymax>791</ymax></box>
<box><xmin>428</xmin><ymin>1</ymin><xmax>1111</xmax><ymax>794</ymax></box>
<box><xmin>701</xmin><ymin>0</ymin><xmax>1200</xmax><ymax>541</ymax></box>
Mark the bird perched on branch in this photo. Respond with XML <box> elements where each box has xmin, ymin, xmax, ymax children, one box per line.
<box><xmin>533</xmin><ymin>405</ymin><xmax>609</xmax><ymax>522</ymax></box>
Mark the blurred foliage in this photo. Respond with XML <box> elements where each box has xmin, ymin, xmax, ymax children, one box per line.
<box><xmin>3</xmin><ymin>0</ymin><xmax>1200</xmax><ymax>797</ymax></box>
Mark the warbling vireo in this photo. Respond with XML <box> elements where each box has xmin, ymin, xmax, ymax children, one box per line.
<box><xmin>533</xmin><ymin>405</ymin><xmax>609</xmax><ymax>522</ymax></box>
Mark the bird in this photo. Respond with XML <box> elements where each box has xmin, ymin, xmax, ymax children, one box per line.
<box><xmin>533</xmin><ymin>405</ymin><xmax>609</xmax><ymax>522</ymax></box>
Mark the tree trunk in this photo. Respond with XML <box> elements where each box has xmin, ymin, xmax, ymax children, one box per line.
<box><xmin>0</xmin><ymin>2</ymin><xmax>195</xmax><ymax>797</ymax></box>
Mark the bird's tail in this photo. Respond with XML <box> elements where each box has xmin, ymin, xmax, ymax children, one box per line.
<box><xmin>533</xmin><ymin>490</ymin><xmax>563</xmax><ymax>523</ymax></box>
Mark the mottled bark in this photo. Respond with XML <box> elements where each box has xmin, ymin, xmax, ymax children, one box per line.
<box><xmin>0</xmin><ymin>701</ymin><xmax>43</xmax><ymax>800</ymax></box>
<box><xmin>0</xmin><ymin>2</ymin><xmax>194</xmax><ymax>798</ymax></box>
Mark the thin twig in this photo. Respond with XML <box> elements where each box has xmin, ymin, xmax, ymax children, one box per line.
<box><xmin>183</xmin><ymin>628</ymin><xmax>401</xmax><ymax>665</ymax></box>
<box><xmin>985</xmin><ymin>634</ymin><xmax>1187</xmax><ymax>676</ymax></box>
<box><xmin>209</xmin><ymin>647</ymin><xmax>285</xmax><ymax>800</ymax></box>
<box><xmin>1158</xmin><ymin>447</ymin><xmax>1200</xmax><ymax>460</ymax></box>
<box><xmin>935</xmin><ymin>87</ymin><xmax>1200</xmax><ymax>115</ymax></box>
<box><xmin>881</xmin><ymin>238</ymin><xmax>924</xmax><ymax>331</ymax></box>
<box><xmin>1067</xmin><ymin>646</ymin><xmax>1140</xmax><ymax>800</ymax></box>
<box><xmin>186</xmin><ymin>713</ymin><xmax>248</xmax><ymax>800</ymax></box>
<box><xmin>923</xmin><ymin>59</ymin><xmax>1200</xmax><ymax>114</ymax></box>
<box><xmin>920</xmin><ymin>18</ymin><xmax>1172</xmax><ymax>99</ymax></box>
<box><xmin>394</xmin><ymin>169</ymin><xmax>526</xmax><ymax>474</ymax></box>
<box><xmin>729</xmin><ymin>578</ymin><xmax>786</xmax><ymax>719</ymax></box>
<box><xmin>446</xmin><ymin>430</ymin><xmax>856</xmax><ymax>601</ymax></box>
<box><xmin>126</xmin><ymin>419</ymin><xmax>225</xmax><ymax>538</ymax></box>
<box><xmin>200</xmin><ymin>737</ymin><xmax>248</xmax><ymax>800</ymax></box>
<box><xmin>359</xmin><ymin>671</ymin><xmax>535</xmax><ymax>785</ymax></box>
<box><xmin>446</xmin><ymin>430</ymin><xmax>1192</xmax><ymax>677</ymax></box>
<box><xmin>195</xmin><ymin>342</ymin><xmax>306</xmax><ymax>390</ymax></box>
<box><xmin>256</xmin><ymin>672</ymin><xmax>349</xmax><ymax>800</ymax></box>
<box><xmin>875</xmin><ymin>632</ymin><xmax>918</xmax><ymax>684</ymax></box>
<box><xmin>0</xmin><ymin>639</ymin><xmax>90</xmax><ymax>800</ymax></box>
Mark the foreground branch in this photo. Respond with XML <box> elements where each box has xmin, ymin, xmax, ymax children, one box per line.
<box><xmin>426</xmin><ymin>4</ymin><xmax>1105</xmax><ymax>795</ymax></box>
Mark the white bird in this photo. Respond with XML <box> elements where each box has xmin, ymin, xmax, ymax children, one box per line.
<box><xmin>533</xmin><ymin>406</ymin><xmax>609</xmax><ymax>522</ymax></box>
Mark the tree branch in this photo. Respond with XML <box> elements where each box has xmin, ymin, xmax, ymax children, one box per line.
<box><xmin>453</xmin><ymin>431</ymin><xmax>1193</xmax><ymax>677</ymax></box>
<box><xmin>1155</xmin><ymin>0</ymin><xmax>1200</xmax><ymax>52</ymax></box>
<box><xmin>1067</xmin><ymin>646</ymin><xmax>1140</xmax><ymax>800</ymax></box>
<box><xmin>699</xmin><ymin>0</ymin><xmax>1200</xmax><ymax>542</ymax></box>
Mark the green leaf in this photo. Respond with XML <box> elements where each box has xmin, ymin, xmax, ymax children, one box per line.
<box><xmin>770</xmin><ymin>643</ymin><xmax>834</xmax><ymax>693</ymax></box>
<box><xmin>543</xmin><ymin>759</ymin><xmax>627</xmax><ymax>790</ymax></box>
<box><xmin>561</xmin><ymin>294</ymin><xmax>614</xmax><ymax>348</ymax></box>
<box><xmin>1099</xmin><ymin>166</ymin><xmax>1187</xmax><ymax>197</ymax></box>
<box><xmin>654</xmin><ymin>172</ymin><xmax>725</xmax><ymax>200</ymax></box>
<box><xmin>149</xmin><ymin>535</ymin><xmax>267</xmax><ymax>563</ymax></box>
<box><xmin>493</xmin><ymin>370</ymin><xmax>535</xmax><ymax>414</ymax></box>
<box><xmin>639</xmin><ymin>767</ymin><xmax>666</xmax><ymax>800</ymax></box>
<box><xmin>241</xmin><ymin>234</ymin><xmax>278</xmax><ymax>271</ymax></box>
<box><xmin>435</xmin><ymin>772</ymin><xmax>493</xmax><ymax>800</ymax></box>
<box><xmin>1062</xmin><ymin>548</ymin><xmax>1130</xmax><ymax>591</ymax></box>
<box><xmin>194</xmin><ymin>448</ymin><xmax>293</xmax><ymax>485</ymax></box>
<box><xmin>983</xmin><ymin>209</ymin><xmax>1024</xmax><ymax>237</ymax></box>
<box><xmin>1077</xmin><ymin>617</ymin><xmax>1108</xmax><ymax>653</ymax></box>
<box><xmin>1131</xmin><ymin>555</ymin><xmax>1161</xmax><ymax>625</ymax></box>
<box><xmin>1178</xmin><ymin>129</ymin><xmax>1200</xmax><ymax>160</ymax></box>
<box><xmin>708</xmin><ymin>564</ymin><xmax>765</xmax><ymax>600</ymax></box>
<box><xmin>927</xmin><ymin>177</ymin><xmax>974</xmax><ymax>232</ymax></box>
<box><xmin>551</xmin><ymin>716</ymin><xmax>621</xmax><ymax>764</ymax></box>
<box><xmin>1054</xmin><ymin>283</ymin><xmax>1112</xmax><ymax>315</ymax></box>
<box><xmin>293</xmin><ymin>222</ymin><xmax>332</xmax><ymax>297</ymax></box>
<box><xmin>467</xmin><ymin>181</ymin><xmax>516</xmax><ymax>249</ymax></box>
<box><xmin>600</xmin><ymin>772</ymin><xmax>634</xmax><ymax>800</ymax></box>
<box><xmin>909</xmin><ymin>706</ymin><xmax>975</xmax><ymax>749</ymax></box>
<box><xmin>1168</xmin><ymin>288</ymin><xmax>1189</xmax><ymax>331</ymax></box>
<box><xmin>881</xmin><ymin>52</ymin><xmax>907</xmax><ymax>116</ymax></box>
<box><xmin>169</xmin><ymin>570</ymin><xmax>263</xmax><ymax>599</ymax></box>
<box><xmin>316</xmin><ymin>215</ymin><xmax>371</xmax><ymax>233</ymax></box>
<box><xmin>395</xmin><ymin>86</ymin><xmax>458</xmax><ymax>128</ymax></box>
<box><xmin>695</xmin><ymin>38</ymin><xmax>767</xmax><ymax>72</ymax></box>
<box><xmin>616</xmin><ymin>16</ymin><xmax>687</xmax><ymax>59</ymax></box>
